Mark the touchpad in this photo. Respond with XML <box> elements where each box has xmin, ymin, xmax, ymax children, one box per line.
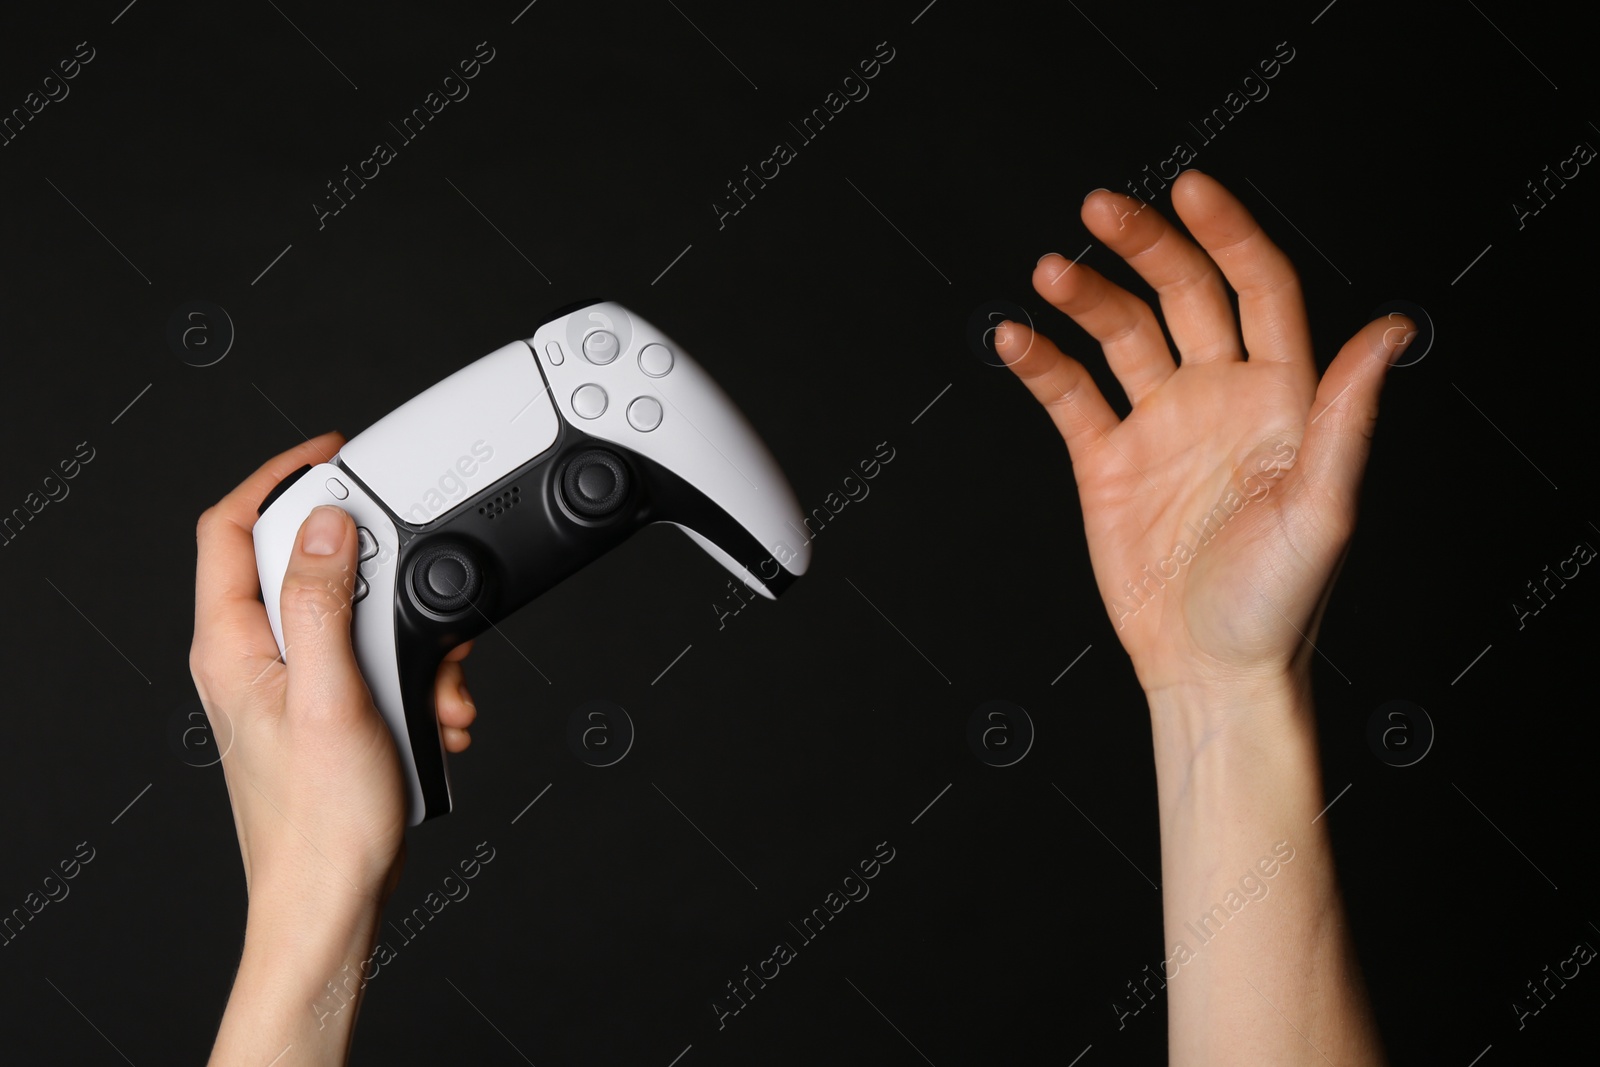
<box><xmin>339</xmin><ymin>341</ymin><xmax>559</xmax><ymax>526</ymax></box>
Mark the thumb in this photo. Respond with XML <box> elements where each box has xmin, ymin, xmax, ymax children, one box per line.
<box><xmin>1298</xmin><ymin>315</ymin><xmax>1413</xmax><ymax>517</ymax></box>
<box><xmin>278</xmin><ymin>505</ymin><xmax>368</xmax><ymax>716</ymax></box>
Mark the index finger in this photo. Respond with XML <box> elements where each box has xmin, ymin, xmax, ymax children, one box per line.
<box><xmin>193</xmin><ymin>432</ymin><xmax>347</xmax><ymax>668</ymax></box>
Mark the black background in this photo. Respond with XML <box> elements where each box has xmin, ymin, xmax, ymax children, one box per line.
<box><xmin>2</xmin><ymin>1</ymin><xmax>1595</xmax><ymax>1063</ymax></box>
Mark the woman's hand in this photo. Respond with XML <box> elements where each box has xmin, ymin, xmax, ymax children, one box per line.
<box><xmin>995</xmin><ymin>170</ymin><xmax>1413</xmax><ymax>700</ymax></box>
<box><xmin>191</xmin><ymin>432</ymin><xmax>477</xmax><ymax>1064</ymax></box>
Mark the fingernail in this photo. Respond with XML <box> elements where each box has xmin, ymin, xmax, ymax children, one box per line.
<box><xmin>302</xmin><ymin>505</ymin><xmax>347</xmax><ymax>555</ymax></box>
<box><xmin>1083</xmin><ymin>187</ymin><xmax>1110</xmax><ymax>203</ymax></box>
<box><xmin>458</xmin><ymin>680</ymin><xmax>475</xmax><ymax>708</ymax></box>
<box><xmin>1037</xmin><ymin>252</ymin><xmax>1065</xmax><ymax>267</ymax></box>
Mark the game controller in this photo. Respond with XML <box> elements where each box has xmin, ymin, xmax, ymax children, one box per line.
<box><xmin>252</xmin><ymin>301</ymin><xmax>811</xmax><ymax>824</ymax></box>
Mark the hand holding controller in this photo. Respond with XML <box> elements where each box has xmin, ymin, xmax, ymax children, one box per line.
<box><xmin>252</xmin><ymin>301</ymin><xmax>810</xmax><ymax>825</ymax></box>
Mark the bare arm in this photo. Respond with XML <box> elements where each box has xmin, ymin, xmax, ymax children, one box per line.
<box><xmin>995</xmin><ymin>170</ymin><xmax>1406</xmax><ymax>1064</ymax></box>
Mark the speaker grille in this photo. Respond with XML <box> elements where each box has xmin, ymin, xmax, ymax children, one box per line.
<box><xmin>478</xmin><ymin>485</ymin><xmax>520</xmax><ymax>519</ymax></box>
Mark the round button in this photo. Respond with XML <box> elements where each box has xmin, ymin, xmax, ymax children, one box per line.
<box><xmin>410</xmin><ymin>542</ymin><xmax>483</xmax><ymax>615</ymax></box>
<box><xmin>638</xmin><ymin>343</ymin><xmax>674</xmax><ymax>377</ymax></box>
<box><xmin>582</xmin><ymin>330</ymin><xmax>620</xmax><ymax>364</ymax></box>
<box><xmin>561</xmin><ymin>450</ymin><xmax>631</xmax><ymax>519</ymax></box>
<box><xmin>627</xmin><ymin>396</ymin><xmax>663</xmax><ymax>432</ymax></box>
<box><xmin>572</xmin><ymin>384</ymin><xmax>608</xmax><ymax>419</ymax></box>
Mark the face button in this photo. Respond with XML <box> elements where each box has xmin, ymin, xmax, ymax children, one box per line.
<box><xmin>626</xmin><ymin>396</ymin><xmax>663</xmax><ymax>432</ymax></box>
<box><xmin>582</xmin><ymin>329</ymin><xmax>620</xmax><ymax>365</ymax></box>
<box><xmin>572</xmin><ymin>384</ymin><xmax>608</xmax><ymax>419</ymax></box>
<box><xmin>637</xmin><ymin>343</ymin><xmax>674</xmax><ymax>377</ymax></box>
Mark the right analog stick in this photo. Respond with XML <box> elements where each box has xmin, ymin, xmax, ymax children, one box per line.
<box><xmin>562</xmin><ymin>449</ymin><xmax>631</xmax><ymax>519</ymax></box>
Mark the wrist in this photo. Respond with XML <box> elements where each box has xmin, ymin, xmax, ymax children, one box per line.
<box><xmin>210</xmin><ymin>894</ymin><xmax>385</xmax><ymax>1065</ymax></box>
<box><xmin>1143</xmin><ymin>667</ymin><xmax>1316</xmax><ymax>779</ymax></box>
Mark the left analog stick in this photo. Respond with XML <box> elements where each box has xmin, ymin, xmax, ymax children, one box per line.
<box><xmin>411</xmin><ymin>542</ymin><xmax>483</xmax><ymax>615</ymax></box>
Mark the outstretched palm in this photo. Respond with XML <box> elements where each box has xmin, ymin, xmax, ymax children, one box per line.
<box><xmin>995</xmin><ymin>172</ymin><xmax>1411</xmax><ymax>695</ymax></box>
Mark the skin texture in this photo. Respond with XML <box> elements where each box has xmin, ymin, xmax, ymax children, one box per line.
<box><xmin>995</xmin><ymin>169</ymin><xmax>1406</xmax><ymax>1064</ymax></box>
<box><xmin>192</xmin><ymin>431</ymin><xmax>475</xmax><ymax>1066</ymax></box>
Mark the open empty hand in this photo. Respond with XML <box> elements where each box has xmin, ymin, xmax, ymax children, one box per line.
<box><xmin>995</xmin><ymin>170</ymin><xmax>1414</xmax><ymax>698</ymax></box>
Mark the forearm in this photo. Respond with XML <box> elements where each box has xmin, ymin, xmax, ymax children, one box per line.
<box><xmin>1145</xmin><ymin>671</ymin><xmax>1384</xmax><ymax>1066</ymax></box>
<box><xmin>209</xmin><ymin>889</ymin><xmax>385</xmax><ymax>1067</ymax></box>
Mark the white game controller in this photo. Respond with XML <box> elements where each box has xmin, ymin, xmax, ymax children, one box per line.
<box><xmin>252</xmin><ymin>301</ymin><xmax>811</xmax><ymax>824</ymax></box>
